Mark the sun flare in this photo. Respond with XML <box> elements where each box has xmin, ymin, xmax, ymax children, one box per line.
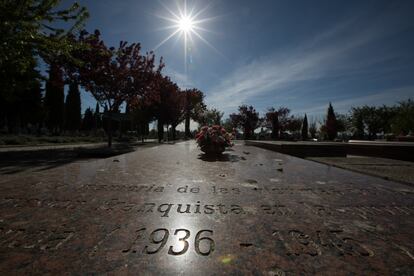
<box><xmin>154</xmin><ymin>1</ymin><xmax>218</xmax><ymax>53</ymax></box>
<box><xmin>154</xmin><ymin>0</ymin><xmax>223</xmax><ymax>78</ymax></box>
<box><xmin>178</xmin><ymin>16</ymin><xmax>193</xmax><ymax>33</ymax></box>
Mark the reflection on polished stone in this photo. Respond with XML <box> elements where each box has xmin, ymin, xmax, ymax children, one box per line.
<box><xmin>0</xmin><ymin>141</ymin><xmax>413</xmax><ymax>274</ymax></box>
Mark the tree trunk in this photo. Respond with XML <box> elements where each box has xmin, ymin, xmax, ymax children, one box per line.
<box><xmin>272</xmin><ymin>119</ymin><xmax>280</xmax><ymax>140</ymax></box>
<box><xmin>185</xmin><ymin>111</ymin><xmax>191</xmax><ymax>139</ymax></box>
<box><xmin>107</xmin><ymin>116</ymin><xmax>113</xmax><ymax>148</ymax></box>
<box><xmin>243</xmin><ymin>127</ymin><xmax>250</xmax><ymax>140</ymax></box>
<box><xmin>172</xmin><ymin>125</ymin><xmax>177</xmax><ymax>140</ymax></box>
<box><xmin>157</xmin><ymin>119</ymin><xmax>164</xmax><ymax>143</ymax></box>
<box><xmin>271</xmin><ymin>125</ymin><xmax>277</xmax><ymax>140</ymax></box>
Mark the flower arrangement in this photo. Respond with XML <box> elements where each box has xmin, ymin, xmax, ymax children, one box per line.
<box><xmin>196</xmin><ymin>125</ymin><xmax>233</xmax><ymax>154</ymax></box>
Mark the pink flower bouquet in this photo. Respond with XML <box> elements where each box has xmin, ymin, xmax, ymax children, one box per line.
<box><xmin>196</xmin><ymin>125</ymin><xmax>233</xmax><ymax>154</ymax></box>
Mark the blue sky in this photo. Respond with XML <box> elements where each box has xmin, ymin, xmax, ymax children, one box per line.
<box><xmin>61</xmin><ymin>0</ymin><xmax>414</xmax><ymax>120</ymax></box>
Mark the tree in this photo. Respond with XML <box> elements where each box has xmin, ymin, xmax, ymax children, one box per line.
<box><xmin>197</xmin><ymin>108</ymin><xmax>223</xmax><ymax>126</ymax></box>
<box><xmin>335</xmin><ymin>113</ymin><xmax>352</xmax><ymax>140</ymax></box>
<box><xmin>75</xmin><ymin>30</ymin><xmax>163</xmax><ymax>147</ymax></box>
<box><xmin>222</xmin><ymin>117</ymin><xmax>237</xmax><ymax>134</ymax></box>
<box><xmin>301</xmin><ymin>114</ymin><xmax>308</xmax><ymax>140</ymax></box>
<box><xmin>230</xmin><ymin>105</ymin><xmax>260</xmax><ymax>140</ymax></box>
<box><xmin>378</xmin><ymin>105</ymin><xmax>397</xmax><ymax>134</ymax></box>
<box><xmin>350</xmin><ymin>106</ymin><xmax>384</xmax><ymax>140</ymax></box>
<box><xmin>264</xmin><ymin>107</ymin><xmax>291</xmax><ymax>139</ymax></box>
<box><xmin>350</xmin><ymin>107</ymin><xmax>365</xmax><ymax>139</ymax></box>
<box><xmin>94</xmin><ymin>102</ymin><xmax>102</xmax><ymax>129</ymax></box>
<box><xmin>82</xmin><ymin>107</ymin><xmax>94</xmax><ymax>131</ymax></box>
<box><xmin>309</xmin><ymin>121</ymin><xmax>317</xmax><ymax>139</ymax></box>
<box><xmin>144</xmin><ymin>74</ymin><xmax>183</xmax><ymax>142</ymax></box>
<box><xmin>276</xmin><ymin>107</ymin><xmax>292</xmax><ymax>136</ymax></box>
<box><xmin>0</xmin><ymin>56</ymin><xmax>43</xmax><ymax>133</ymax></box>
<box><xmin>64</xmin><ymin>82</ymin><xmax>81</xmax><ymax>131</ymax></box>
<box><xmin>44</xmin><ymin>62</ymin><xmax>64</xmax><ymax>134</ymax></box>
<box><xmin>325</xmin><ymin>102</ymin><xmax>337</xmax><ymax>140</ymax></box>
<box><xmin>264</xmin><ymin>108</ymin><xmax>279</xmax><ymax>139</ymax></box>
<box><xmin>183</xmin><ymin>89</ymin><xmax>205</xmax><ymax>138</ymax></box>
<box><xmin>392</xmin><ymin>99</ymin><xmax>414</xmax><ymax>135</ymax></box>
<box><xmin>0</xmin><ymin>0</ymin><xmax>88</xmax><ymax>105</ymax></box>
<box><xmin>162</xmin><ymin>79</ymin><xmax>185</xmax><ymax>141</ymax></box>
<box><xmin>286</xmin><ymin>116</ymin><xmax>302</xmax><ymax>139</ymax></box>
<box><xmin>130</xmin><ymin>101</ymin><xmax>153</xmax><ymax>142</ymax></box>
<box><xmin>25</xmin><ymin>79</ymin><xmax>44</xmax><ymax>134</ymax></box>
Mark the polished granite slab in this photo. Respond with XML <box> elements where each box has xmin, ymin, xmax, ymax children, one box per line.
<box><xmin>0</xmin><ymin>141</ymin><xmax>413</xmax><ymax>275</ymax></box>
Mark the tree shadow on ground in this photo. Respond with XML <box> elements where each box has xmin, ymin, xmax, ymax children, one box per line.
<box><xmin>0</xmin><ymin>142</ymin><xmax>157</xmax><ymax>175</ymax></box>
<box><xmin>198</xmin><ymin>153</ymin><xmax>241</xmax><ymax>162</ymax></box>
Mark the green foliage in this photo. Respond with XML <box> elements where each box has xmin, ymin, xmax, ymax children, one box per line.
<box><xmin>264</xmin><ymin>108</ymin><xmax>279</xmax><ymax>139</ymax></box>
<box><xmin>392</xmin><ymin>99</ymin><xmax>414</xmax><ymax>135</ymax></box>
<box><xmin>336</xmin><ymin>114</ymin><xmax>351</xmax><ymax>133</ymax></box>
<box><xmin>183</xmin><ymin>88</ymin><xmax>205</xmax><ymax>138</ymax></box>
<box><xmin>286</xmin><ymin>116</ymin><xmax>302</xmax><ymax>139</ymax></box>
<box><xmin>197</xmin><ymin>108</ymin><xmax>223</xmax><ymax>126</ymax></box>
<box><xmin>64</xmin><ymin>82</ymin><xmax>81</xmax><ymax>131</ymax></box>
<box><xmin>222</xmin><ymin>118</ymin><xmax>239</xmax><ymax>135</ymax></box>
<box><xmin>94</xmin><ymin>102</ymin><xmax>102</xmax><ymax>129</ymax></box>
<box><xmin>325</xmin><ymin>102</ymin><xmax>337</xmax><ymax>140</ymax></box>
<box><xmin>0</xmin><ymin>55</ymin><xmax>43</xmax><ymax>133</ymax></box>
<box><xmin>0</xmin><ymin>0</ymin><xmax>89</xmax><ymax>94</ymax></box>
<box><xmin>0</xmin><ymin>0</ymin><xmax>88</xmax><ymax>135</ymax></box>
<box><xmin>309</xmin><ymin>121</ymin><xmax>317</xmax><ymax>139</ymax></box>
<box><xmin>350</xmin><ymin>107</ymin><xmax>365</xmax><ymax>139</ymax></box>
<box><xmin>350</xmin><ymin>105</ymin><xmax>397</xmax><ymax>139</ymax></box>
<box><xmin>301</xmin><ymin>114</ymin><xmax>308</xmax><ymax>140</ymax></box>
<box><xmin>82</xmin><ymin>107</ymin><xmax>94</xmax><ymax>131</ymax></box>
<box><xmin>230</xmin><ymin>105</ymin><xmax>260</xmax><ymax>140</ymax></box>
<box><xmin>264</xmin><ymin>107</ymin><xmax>291</xmax><ymax>139</ymax></box>
<box><xmin>44</xmin><ymin>63</ymin><xmax>64</xmax><ymax>134</ymax></box>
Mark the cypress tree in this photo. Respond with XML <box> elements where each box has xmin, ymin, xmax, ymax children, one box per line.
<box><xmin>64</xmin><ymin>82</ymin><xmax>81</xmax><ymax>131</ymax></box>
<box><xmin>94</xmin><ymin>102</ymin><xmax>102</xmax><ymax>129</ymax></box>
<box><xmin>44</xmin><ymin>63</ymin><xmax>64</xmax><ymax>135</ymax></box>
<box><xmin>82</xmin><ymin>108</ymin><xmax>94</xmax><ymax>131</ymax></box>
<box><xmin>301</xmin><ymin>114</ymin><xmax>309</xmax><ymax>140</ymax></box>
<box><xmin>22</xmin><ymin>79</ymin><xmax>43</xmax><ymax>133</ymax></box>
<box><xmin>325</xmin><ymin>103</ymin><xmax>338</xmax><ymax>140</ymax></box>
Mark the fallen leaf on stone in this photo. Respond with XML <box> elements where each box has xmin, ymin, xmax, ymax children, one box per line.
<box><xmin>220</xmin><ymin>254</ymin><xmax>235</xmax><ymax>264</ymax></box>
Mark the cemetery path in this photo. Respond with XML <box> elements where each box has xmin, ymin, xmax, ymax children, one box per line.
<box><xmin>1</xmin><ymin>141</ymin><xmax>413</xmax><ymax>275</ymax></box>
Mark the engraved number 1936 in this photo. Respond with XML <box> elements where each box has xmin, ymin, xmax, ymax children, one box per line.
<box><xmin>139</xmin><ymin>228</ymin><xmax>214</xmax><ymax>256</ymax></box>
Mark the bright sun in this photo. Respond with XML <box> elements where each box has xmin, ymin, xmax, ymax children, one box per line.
<box><xmin>178</xmin><ymin>16</ymin><xmax>193</xmax><ymax>33</ymax></box>
<box><xmin>154</xmin><ymin>0</ymin><xmax>214</xmax><ymax>52</ymax></box>
<box><xmin>154</xmin><ymin>0</ymin><xmax>222</xmax><ymax>75</ymax></box>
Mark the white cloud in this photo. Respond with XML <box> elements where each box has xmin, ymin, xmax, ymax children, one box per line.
<box><xmin>164</xmin><ymin>67</ymin><xmax>195</xmax><ymax>89</ymax></box>
<box><xmin>205</xmin><ymin>15</ymin><xmax>410</xmax><ymax>115</ymax></box>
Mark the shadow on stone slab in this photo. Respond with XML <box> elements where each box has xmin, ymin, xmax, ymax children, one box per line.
<box><xmin>198</xmin><ymin>153</ymin><xmax>241</xmax><ymax>162</ymax></box>
<box><xmin>0</xmin><ymin>142</ymin><xmax>155</xmax><ymax>174</ymax></box>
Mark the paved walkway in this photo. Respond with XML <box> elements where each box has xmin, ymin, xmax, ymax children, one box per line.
<box><xmin>0</xmin><ymin>141</ymin><xmax>413</xmax><ymax>274</ymax></box>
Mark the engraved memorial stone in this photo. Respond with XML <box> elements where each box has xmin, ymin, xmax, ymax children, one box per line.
<box><xmin>1</xmin><ymin>141</ymin><xmax>413</xmax><ymax>274</ymax></box>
